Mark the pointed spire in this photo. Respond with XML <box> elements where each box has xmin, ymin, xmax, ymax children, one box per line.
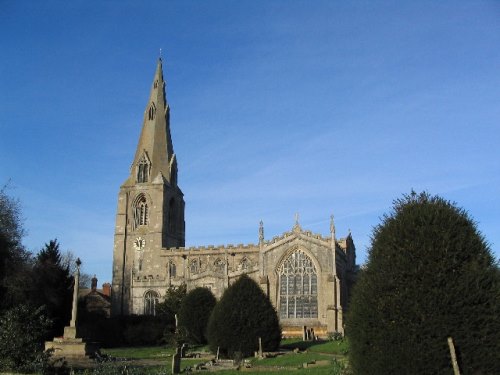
<box><xmin>126</xmin><ymin>58</ymin><xmax>177</xmax><ymax>186</ymax></box>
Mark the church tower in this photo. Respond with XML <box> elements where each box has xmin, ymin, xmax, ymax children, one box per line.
<box><xmin>111</xmin><ymin>58</ymin><xmax>185</xmax><ymax>316</ymax></box>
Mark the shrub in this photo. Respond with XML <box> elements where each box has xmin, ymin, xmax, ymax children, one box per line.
<box><xmin>207</xmin><ymin>275</ymin><xmax>281</xmax><ymax>358</ymax></box>
<box><xmin>178</xmin><ymin>287</ymin><xmax>216</xmax><ymax>344</ymax></box>
<box><xmin>0</xmin><ymin>305</ymin><xmax>52</xmax><ymax>372</ymax></box>
<box><xmin>77</xmin><ymin>314</ymin><xmax>168</xmax><ymax>347</ymax></box>
<box><xmin>347</xmin><ymin>192</ymin><xmax>500</xmax><ymax>375</ymax></box>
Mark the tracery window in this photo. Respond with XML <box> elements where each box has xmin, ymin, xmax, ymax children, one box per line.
<box><xmin>134</xmin><ymin>194</ymin><xmax>149</xmax><ymax>228</ymax></box>
<box><xmin>144</xmin><ymin>290</ymin><xmax>159</xmax><ymax>316</ymax></box>
<box><xmin>214</xmin><ymin>258</ymin><xmax>225</xmax><ymax>273</ymax></box>
<box><xmin>278</xmin><ymin>250</ymin><xmax>318</xmax><ymax>319</ymax></box>
<box><xmin>137</xmin><ymin>155</ymin><xmax>150</xmax><ymax>183</ymax></box>
<box><xmin>240</xmin><ymin>257</ymin><xmax>251</xmax><ymax>271</ymax></box>
<box><xmin>190</xmin><ymin>259</ymin><xmax>199</xmax><ymax>274</ymax></box>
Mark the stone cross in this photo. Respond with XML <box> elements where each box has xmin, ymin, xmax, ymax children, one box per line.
<box><xmin>70</xmin><ymin>258</ymin><xmax>81</xmax><ymax>327</ymax></box>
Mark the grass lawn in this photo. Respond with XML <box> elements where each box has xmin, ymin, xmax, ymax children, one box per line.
<box><xmin>96</xmin><ymin>339</ymin><xmax>349</xmax><ymax>374</ymax></box>
<box><xmin>101</xmin><ymin>346</ymin><xmax>174</xmax><ymax>359</ymax></box>
<box><xmin>281</xmin><ymin>337</ymin><xmax>349</xmax><ymax>355</ymax></box>
<box><xmin>251</xmin><ymin>352</ymin><xmax>331</xmax><ymax>367</ymax></box>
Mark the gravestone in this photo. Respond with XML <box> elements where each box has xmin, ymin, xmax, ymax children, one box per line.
<box><xmin>180</xmin><ymin>343</ymin><xmax>188</xmax><ymax>358</ymax></box>
<box><xmin>172</xmin><ymin>347</ymin><xmax>181</xmax><ymax>374</ymax></box>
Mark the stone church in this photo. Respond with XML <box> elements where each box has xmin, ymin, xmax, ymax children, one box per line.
<box><xmin>111</xmin><ymin>59</ymin><xmax>357</xmax><ymax>336</ymax></box>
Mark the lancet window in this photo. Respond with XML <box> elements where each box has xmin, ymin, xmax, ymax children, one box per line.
<box><xmin>137</xmin><ymin>154</ymin><xmax>150</xmax><ymax>183</ymax></box>
<box><xmin>278</xmin><ymin>250</ymin><xmax>318</xmax><ymax>319</ymax></box>
<box><xmin>169</xmin><ymin>261</ymin><xmax>176</xmax><ymax>278</ymax></box>
<box><xmin>144</xmin><ymin>290</ymin><xmax>159</xmax><ymax>316</ymax></box>
<box><xmin>148</xmin><ymin>103</ymin><xmax>156</xmax><ymax>120</ymax></box>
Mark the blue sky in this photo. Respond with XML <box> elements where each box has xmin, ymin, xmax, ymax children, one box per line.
<box><xmin>1</xmin><ymin>1</ymin><xmax>499</xmax><ymax>284</ymax></box>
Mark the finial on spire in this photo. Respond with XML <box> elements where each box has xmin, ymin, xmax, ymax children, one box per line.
<box><xmin>295</xmin><ymin>213</ymin><xmax>299</xmax><ymax>226</ymax></box>
<box><xmin>330</xmin><ymin>214</ymin><xmax>336</xmax><ymax>235</ymax></box>
<box><xmin>259</xmin><ymin>220</ymin><xmax>264</xmax><ymax>243</ymax></box>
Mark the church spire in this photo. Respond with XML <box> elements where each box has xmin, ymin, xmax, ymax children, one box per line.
<box><xmin>126</xmin><ymin>58</ymin><xmax>177</xmax><ymax>186</ymax></box>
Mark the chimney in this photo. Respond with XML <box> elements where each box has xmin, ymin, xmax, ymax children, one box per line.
<box><xmin>102</xmin><ymin>283</ymin><xmax>111</xmax><ymax>297</ymax></box>
<box><xmin>91</xmin><ymin>275</ymin><xmax>97</xmax><ymax>291</ymax></box>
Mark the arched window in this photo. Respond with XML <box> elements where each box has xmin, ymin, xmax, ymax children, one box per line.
<box><xmin>214</xmin><ymin>258</ymin><xmax>225</xmax><ymax>273</ymax></box>
<box><xmin>134</xmin><ymin>194</ymin><xmax>149</xmax><ymax>228</ymax></box>
<box><xmin>144</xmin><ymin>290</ymin><xmax>159</xmax><ymax>316</ymax></box>
<box><xmin>190</xmin><ymin>259</ymin><xmax>199</xmax><ymax>274</ymax></box>
<box><xmin>137</xmin><ymin>155</ymin><xmax>150</xmax><ymax>183</ymax></box>
<box><xmin>240</xmin><ymin>257</ymin><xmax>251</xmax><ymax>271</ymax></box>
<box><xmin>169</xmin><ymin>261</ymin><xmax>176</xmax><ymax>278</ymax></box>
<box><xmin>148</xmin><ymin>103</ymin><xmax>156</xmax><ymax>120</ymax></box>
<box><xmin>278</xmin><ymin>250</ymin><xmax>318</xmax><ymax>319</ymax></box>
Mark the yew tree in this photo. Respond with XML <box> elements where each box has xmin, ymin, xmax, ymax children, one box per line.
<box><xmin>178</xmin><ymin>287</ymin><xmax>216</xmax><ymax>344</ymax></box>
<box><xmin>347</xmin><ymin>192</ymin><xmax>500</xmax><ymax>375</ymax></box>
<box><xmin>207</xmin><ymin>275</ymin><xmax>281</xmax><ymax>358</ymax></box>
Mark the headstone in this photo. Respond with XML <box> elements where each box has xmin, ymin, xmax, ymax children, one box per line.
<box><xmin>172</xmin><ymin>347</ymin><xmax>181</xmax><ymax>374</ymax></box>
<box><xmin>302</xmin><ymin>326</ymin><xmax>307</xmax><ymax>341</ymax></box>
<box><xmin>180</xmin><ymin>343</ymin><xmax>188</xmax><ymax>358</ymax></box>
<box><xmin>216</xmin><ymin>346</ymin><xmax>220</xmax><ymax>361</ymax></box>
<box><xmin>258</xmin><ymin>337</ymin><xmax>263</xmax><ymax>358</ymax></box>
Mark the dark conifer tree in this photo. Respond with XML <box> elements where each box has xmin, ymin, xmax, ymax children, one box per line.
<box><xmin>31</xmin><ymin>239</ymin><xmax>73</xmax><ymax>337</ymax></box>
<box><xmin>347</xmin><ymin>192</ymin><xmax>500</xmax><ymax>375</ymax></box>
<box><xmin>178</xmin><ymin>287</ymin><xmax>216</xmax><ymax>344</ymax></box>
<box><xmin>207</xmin><ymin>275</ymin><xmax>281</xmax><ymax>358</ymax></box>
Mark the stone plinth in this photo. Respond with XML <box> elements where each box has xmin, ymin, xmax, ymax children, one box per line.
<box><xmin>45</xmin><ymin>327</ymin><xmax>98</xmax><ymax>359</ymax></box>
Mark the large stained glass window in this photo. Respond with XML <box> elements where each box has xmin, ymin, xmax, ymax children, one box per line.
<box><xmin>279</xmin><ymin>250</ymin><xmax>318</xmax><ymax>319</ymax></box>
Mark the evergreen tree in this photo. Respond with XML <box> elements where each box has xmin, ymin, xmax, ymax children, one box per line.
<box><xmin>178</xmin><ymin>287</ymin><xmax>216</xmax><ymax>344</ymax></box>
<box><xmin>0</xmin><ymin>305</ymin><xmax>52</xmax><ymax>372</ymax></box>
<box><xmin>157</xmin><ymin>283</ymin><xmax>187</xmax><ymax>323</ymax></box>
<box><xmin>347</xmin><ymin>192</ymin><xmax>500</xmax><ymax>375</ymax></box>
<box><xmin>207</xmin><ymin>275</ymin><xmax>281</xmax><ymax>358</ymax></box>
<box><xmin>31</xmin><ymin>239</ymin><xmax>73</xmax><ymax>337</ymax></box>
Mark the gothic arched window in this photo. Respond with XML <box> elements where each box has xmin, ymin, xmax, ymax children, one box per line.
<box><xmin>278</xmin><ymin>250</ymin><xmax>318</xmax><ymax>319</ymax></box>
<box><xmin>144</xmin><ymin>290</ymin><xmax>159</xmax><ymax>316</ymax></box>
<box><xmin>148</xmin><ymin>103</ymin><xmax>156</xmax><ymax>120</ymax></box>
<box><xmin>190</xmin><ymin>259</ymin><xmax>199</xmax><ymax>274</ymax></box>
<box><xmin>137</xmin><ymin>155</ymin><xmax>150</xmax><ymax>183</ymax></box>
<box><xmin>134</xmin><ymin>194</ymin><xmax>149</xmax><ymax>228</ymax></box>
<box><xmin>214</xmin><ymin>258</ymin><xmax>225</xmax><ymax>273</ymax></box>
<box><xmin>240</xmin><ymin>257</ymin><xmax>251</xmax><ymax>271</ymax></box>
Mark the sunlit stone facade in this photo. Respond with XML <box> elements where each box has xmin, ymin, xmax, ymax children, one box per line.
<box><xmin>112</xmin><ymin>59</ymin><xmax>357</xmax><ymax>336</ymax></box>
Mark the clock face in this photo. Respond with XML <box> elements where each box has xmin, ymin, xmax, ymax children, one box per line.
<box><xmin>133</xmin><ymin>237</ymin><xmax>145</xmax><ymax>250</ymax></box>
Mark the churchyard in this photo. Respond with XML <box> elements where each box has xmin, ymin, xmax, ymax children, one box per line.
<box><xmin>64</xmin><ymin>337</ymin><xmax>349</xmax><ymax>374</ymax></box>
